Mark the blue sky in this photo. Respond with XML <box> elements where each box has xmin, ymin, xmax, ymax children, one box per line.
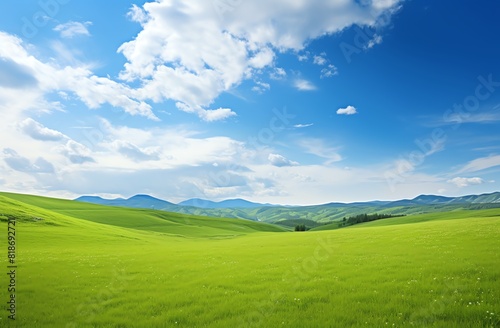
<box><xmin>0</xmin><ymin>0</ymin><xmax>499</xmax><ymax>205</ymax></box>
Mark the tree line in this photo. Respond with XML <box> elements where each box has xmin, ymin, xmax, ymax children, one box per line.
<box><xmin>294</xmin><ymin>224</ymin><xmax>308</xmax><ymax>231</ymax></box>
<box><xmin>338</xmin><ymin>213</ymin><xmax>405</xmax><ymax>227</ymax></box>
<box><xmin>294</xmin><ymin>213</ymin><xmax>405</xmax><ymax>231</ymax></box>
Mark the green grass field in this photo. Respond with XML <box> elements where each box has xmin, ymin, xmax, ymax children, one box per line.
<box><xmin>1</xmin><ymin>192</ymin><xmax>499</xmax><ymax>327</ymax></box>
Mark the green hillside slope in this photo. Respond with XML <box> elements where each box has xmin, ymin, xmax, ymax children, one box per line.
<box><xmin>311</xmin><ymin>208</ymin><xmax>500</xmax><ymax>231</ymax></box>
<box><xmin>0</xmin><ymin>192</ymin><xmax>499</xmax><ymax>327</ymax></box>
<box><xmin>0</xmin><ymin>192</ymin><xmax>285</xmax><ymax>237</ymax></box>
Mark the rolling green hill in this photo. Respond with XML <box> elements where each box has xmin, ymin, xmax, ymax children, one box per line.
<box><xmin>0</xmin><ymin>192</ymin><xmax>286</xmax><ymax>238</ymax></box>
<box><xmin>1</xmin><ymin>192</ymin><xmax>499</xmax><ymax>327</ymax></box>
<box><xmin>311</xmin><ymin>208</ymin><xmax>500</xmax><ymax>231</ymax></box>
<box><xmin>76</xmin><ymin>192</ymin><xmax>500</xmax><ymax>224</ymax></box>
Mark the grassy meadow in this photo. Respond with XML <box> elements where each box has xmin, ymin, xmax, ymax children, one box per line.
<box><xmin>1</xmin><ymin>192</ymin><xmax>499</xmax><ymax>327</ymax></box>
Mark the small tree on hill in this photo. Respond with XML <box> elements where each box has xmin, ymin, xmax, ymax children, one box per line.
<box><xmin>294</xmin><ymin>224</ymin><xmax>306</xmax><ymax>231</ymax></box>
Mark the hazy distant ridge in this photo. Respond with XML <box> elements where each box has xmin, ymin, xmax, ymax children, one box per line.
<box><xmin>76</xmin><ymin>192</ymin><xmax>500</xmax><ymax>223</ymax></box>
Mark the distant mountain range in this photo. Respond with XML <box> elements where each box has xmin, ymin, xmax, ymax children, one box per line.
<box><xmin>384</xmin><ymin>193</ymin><xmax>500</xmax><ymax>206</ymax></box>
<box><xmin>75</xmin><ymin>195</ymin><xmax>269</xmax><ymax>210</ymax></box>
<box><xmin>75</xmin><ymin>192</ymin><xmax>500</xmax><ymax>224</ymax></box>
<box><xmin>76</xmin><ymin>194</ymin><xmax>178</xmax><ymax>211</ymax></box>
<box><xmin>177</xmin><ymin>198</ymin><xmax>272</xmax><ymax>209</ymax></box>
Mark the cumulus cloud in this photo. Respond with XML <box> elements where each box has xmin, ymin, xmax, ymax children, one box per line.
<box><xmin>337</xmin><ymin>105</ymin><xmax>358</xmax><ymax>115</ymax></box>
<box><xmin>53</xmin><ymin>21</ymin><xmax>92</xmax><ymax>38</ymax></box>
<box><xmin>0</xmin><ymin>0</ymin><xmax>402</xmax><ymax>122</ymax></box>
<box><xmin>2</xmin><ymin>0</ymin><xmax>401</xmax><ymax>123</ymax></box>
<box><xmin>293</xmin><ymin>79</ymin><xmax>316</xmax><ymax>91</ymax></box>
<box><xmin>268</xmin><ymin>153</ymin><xmax>299</xmax><ymax>167</ymax></box>
<box><xmin>3</xmin><ymin>148</ymin><xmax>54</xmax><ymax>173</ymax></box>
<box><xmin>447</xmin><ymin>177</ymin><xmax>485</xmax><ymax>188</ymax></box>
<box><xmin>118</xmin><ymin>0</ymin><xmax>402</xmax><ymax>119</ymax></box>
<box><xmin>0</xmin><ymin>1</ymin><xmax>418</xmax><ymax>203</ymax></box>
<box><xmin>0</xmin><ymin>32</ymin><xmax>158</xmax><ymax>120</ymax></box>
<box><xmin>19</xmin><ymin>118</ymin><xmax>67</xmax><ymax>141</ymax></box>
<box><xmin>113</xmin><ymin>140</ymin><xmax>160</xmax><ymax>162</ymax></box>
<box><xmin>96</xmin><ymin>118</ymin><xmax>247</xmax><ymax>169</ymax></box>
<box><xmin>59</xmin><ymin>140</ymin><xmax>95</xmax><ymax>164</ymax></box>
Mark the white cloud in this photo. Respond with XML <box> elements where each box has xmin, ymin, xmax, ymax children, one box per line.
<box><xmin>118</xmin><ymin>0</ymin><xmax>402</xmax><ymax>119</ymax></box>
<box><xmin>59</xmin><ymin>140</ymin><xmax>95</xmax><ymax>164</ymax></box>
<box><xmin>447</xmin><ymin>177</ymin><xmax>485</xmax><ymax>188</ymax></box>
<box><xmin>0</xmin><ymin>58</ymin><xmax>37</xmax><ymax>89</ymax></box>
<box><xmin>112</xmin><ymin>140</ymin><xmax>160</xmax><ymax>162</ymax></box>
<box><xmin>252</xmin><ymin>81</ymin><xmax>271</xmax><ymax>94</ymax></box>
<box><xmin>60</xmin><ymin>68</ymin><xmax>158</xmax><ymax>120</ymax></box>
<box><xmin>293</xmin><ymin>79</ymin><xmax>316</xmax><ymax>91</ymax></box>
<box><xmin>321</xmin><ymin>64</ymin><xmax>338</xmax><ymax>78</ymax></box>
<box><xmin>443</xmin><ymin>110</ymin><xmax>500</xmax><ymax>125</ymax></box>
<box><xmin>0</xmin><ymin>111</ymin><xmax>468</xmax><ymax>205</ymax></box>
<box><xmin>313</xmin><ymin>54</ymin><xmax>327</xmax><ymax>66</ymax></box>
<box><xmin>383</xmin><ymin>136</ymin><xmax>447</xmax><ymax>193</ymax></box>
<box><xmin>53</xmin><ymin>21</ymin><xmax>92</xmax><ymax>38</ymax></box>
<box><xmin>127</xmin><ymin>4</ymin><xmax>148</xmax><ymax>25</ymax></box>
<box><xmin>337</xmin><ymin>105</ymin><xmax>357</xmax><ymax>115</ymax></box>
<box><xmin>0</xmin><ymin>112</ymin><xmax>262</xmax><ymax>200</ymax></box>
<box><xmin>0</xmin><ymin>32</ymin><xmax>158</xmax><ymax>120</ymax></box>
<box><xmin>456</xmin><ymin>155</ymin><xmax>500</xmax><ymax>174</ymax></box>
<box><xmin>270</xmin><ymin>67</ymin><xmax>287</xmax><ymax>80</ymax></box>
<box><xmin>298</xmin><ymin>138</ymin><xmax>342</xmax><ymax>164</ymax></box>
<box><xmin>1</xmin><ymin>2</ymin><xmax>437</xmax><ymax>204</ymax></box>
<box><xmin>297</xmin><ymin>54</ymin><xmax>309</xmax><ymax>62</ymax></box>
<box><xmin>96</xmin><ymin>118</ymin><xmax>247</xmax><ymax>169</ymax></box>
<box><xmin>294</xmin><ymin>123</ymin><xmax>314</xmax><ymax>128</ymax></box>
<box><xmin>49</xmin><ymin>40</ymin><xmax>87</xmax><ymax>67</ymax></box>
<box><xmin>2</xmin><ymin>148</ymin><xmax>54</xmax><ymax>173</ymax></box>
<box><xmin>19</xmin><ymin>118</ymin><xmax>67</xmax><ymax>141</ymax></box>
<box><xmin>268</xmin><ymin>153</ymin><xmax>299</xmax><ymax>167</ymax></box>
<box><xmin>175</xmin><ymin>103</ymin><xmax>236</xmax><ymax>122</ymax></box>
<box><xmin>364</xmin><ymin>34</ymin><xmax>383</xmax><ymax>49</ymax></box>
<box><xmin>244</xmin><ymin>159</ymin><xmax>454</xmax><ymax>205</ymax></box>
